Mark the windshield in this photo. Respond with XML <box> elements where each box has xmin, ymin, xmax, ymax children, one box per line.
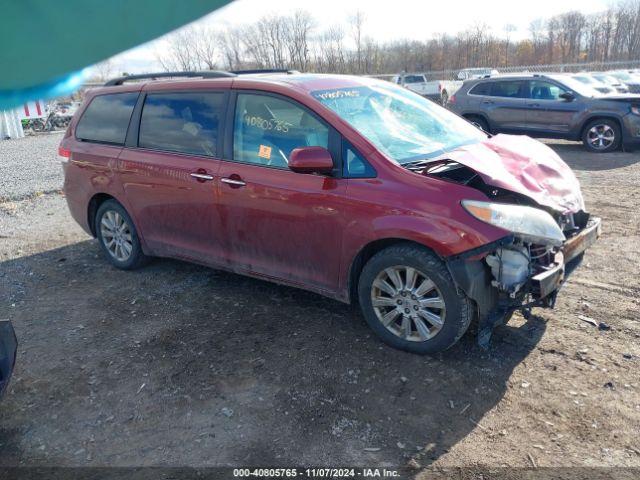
<box><xmin>593</xmin><ymin>74</ymin><xmax>619</xmax><ymax>84</ymax></box>
<box><xmin>574</xmin><ymin>75</ymin><xmax>596</xmax><ymax>85</ymax></box>
<box><xmin>611</xmin><ymin>71</ymin><xmax>633</xmax><ymax>81</ymax></box>
<box><xmin>550</xmin><ymin>76</ymin><xmax>602</xmax><ymax>97</ymax></box>
<box><xmin>311</xmin><ymin>81</ymin><xmax>486</xmax><ymax>163</ymax></box>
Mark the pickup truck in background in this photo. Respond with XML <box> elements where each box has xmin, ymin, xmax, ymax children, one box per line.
<box><xmin>392</xmin><ymin>68</ymin><xmax>499</xmax><ymax>105</ymax></box>
<box><xmin>392</xmin><ymin>73</ymin><xmax>461</xmax><ymax>105</ymax></box>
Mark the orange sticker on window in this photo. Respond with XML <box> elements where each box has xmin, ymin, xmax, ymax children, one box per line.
<box><xmin>258</xmin><ymin>144</ymin><xmax>272</xmax><ymax>159</ymax></box>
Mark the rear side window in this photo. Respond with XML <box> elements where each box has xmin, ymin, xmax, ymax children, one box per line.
<box><xmin>404</xmin><ymin>75</ymin><xmax>425</xmax><ymax>84</ymax></box>
<box><xmin>139</xmin><ymin>92</ymin><xmax>224</xmax><ymax>156</ymax></box>
<box><xmin>76</xmin><ymin>93</ymin><xmax>138</xmax><ymax>144</ymax></box>
<box><xmin>469</xmin><ymin>82</ymin><xmax>491</xmax><ymax>96</ymax></box>
<box><xmin>233</xmin><ymin>93</ymin><xmax>329</xmax><ymax>168</ymax></box>
<box><xmin>490</xmin><ymin>81</ymin><xmax>526</xmax><ymax>98</ymax></box>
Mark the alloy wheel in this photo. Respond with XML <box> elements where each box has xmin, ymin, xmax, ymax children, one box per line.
<box><xmin>587</xmin><ymin>124</ymin><xmax>615</xmax><ymax>150</ymax></box>
<box><xmin>100</xmin><ymin>210</ymin><xmax>133</xmax><ymax>262</ymax></box>
<box><xmin>371</xmin><ymin>265</ymin><xmax>446</xmax><ymax>342</ymax></box>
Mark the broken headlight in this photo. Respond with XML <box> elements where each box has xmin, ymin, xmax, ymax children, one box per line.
<box><xmin>462</xmin><ymin>200</ymin><xmax>566</xmax><ymax>247</ymax></box>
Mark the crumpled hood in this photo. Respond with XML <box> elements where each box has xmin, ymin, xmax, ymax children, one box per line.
<box><xmin>431</xmin><ymin>134</ymin><xmax>585</xmax><ymax>213</ymax></box>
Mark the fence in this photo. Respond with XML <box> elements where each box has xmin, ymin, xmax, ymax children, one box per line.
<box><xmin>370</xmin><ymin>59</ymin><xmax>640</xmax><ymax>81</ymax></box>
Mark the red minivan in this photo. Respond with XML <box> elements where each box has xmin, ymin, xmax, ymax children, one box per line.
<box><xmin>60</xmin><ymin>71</ymin><xmax>601</xmax><ymax>354</ymax></box>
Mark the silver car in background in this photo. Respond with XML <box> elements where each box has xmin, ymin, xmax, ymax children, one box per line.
<box><xmin>572</xmin><ymin>74</ymin><xmax>616</xmax><ymax>95</ymax></box>
<box><xmin>607</xmin><ymin>71</ymin><xmax>640</xmax><ymax>94</ymax></box>
<box><xmin>591</xmin><ymin>73</ymin><xmax>630</xmax><ymax>94</ymax></box>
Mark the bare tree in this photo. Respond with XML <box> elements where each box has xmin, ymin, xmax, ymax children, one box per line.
<box><xmin>529</xmin><ymin>19</ymin><xmax>546</xmax><ymax>62</ymax></box>
<box><xmin>156</xmin><ymin>27</ymin><xmax>202</xmax><ymax>71</ymax></box>
<box><xmin>193</xmin><ymin>27</ymin><xmax>219</xmax><ymax>70</ymax></box>
<box><xmin>349</xmin><ymin>10</ymin><xmax>366</xmax><ymax>74</ymax></box>
<box><xmin>151</xmin><ymin>0</ymin><xmax>640</xmax><ymax>76</ymax></box>
<box><xmin>217</xmin><ymin>27</ymin><xmax>245</xmax><ymax>70</ymax></box>
<box><xmin>285</xmin><ymin>10</ymin><xmax>314</xmax><ymax>71</ymax></box>
<box><xmin>503</xmin><ymin>24</ymin><xmax>517</xmax><ymax>66</ymax></box>
<box><xmin>315</xmin><ymin>26</ymin><xmax>346</xmax><ymax>72</ymax></box>
<box><xmin>93</xmin><ymin>59</ymin><xmax>114</xmax><ymax>81</ymax></box>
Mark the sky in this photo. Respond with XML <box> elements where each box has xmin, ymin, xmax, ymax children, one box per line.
<box><xmin>103</xmin><ymin>0</ymin><xmax>612</xmax><ymax>75</ymax></box>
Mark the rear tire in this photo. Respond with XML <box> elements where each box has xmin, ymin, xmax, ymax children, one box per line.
<box><xmin>95</xmin><ymin>200</ymin><xmax>149</xmax><ymax>270</ymax></box>
<box><xmin>582</xmin><ymin>118</ymin><xmax>621</xmax><ymax>153</ymax></box>
<box><xmin>357</xmin><ymin>243</ymin><xmax>473</xmax><ymax>354</ymax></box>
<box><xmin>466</xmin><ymin>115</ymin><xmax>490</xmax><ymax>134</ymax></box>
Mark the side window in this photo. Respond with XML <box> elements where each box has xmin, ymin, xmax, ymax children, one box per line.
<box><xmin>76</xmin><ymin>93</ymin><xmax>138</xmax><ymax>144</ymax></box>
<box><xmin>343</xmin><ymin>141</ymin><xmax>376</xmax><ymax>178</ymax></box>
<box><xmin>233</xmin><ymin>93</ymin><xmax>329</xmax><ymax>168</ymax></box>
<box><xmin>527</xmin><ymin>80</ymin><xmax>567</xmax><ymax>100</ymax></box>
<box><xmin>139</xmin><ymin>92</ymin><xmax>224</xmax><ymax>156</ymax></box>
<box><xmin>490</xmin><ymin>81</ymin><xmax>526</xmax><ymax>98</ymax></box>
<box><xmin>469</xmin><ymin>82</ymin><xmax>491</xmax><ymax>96</ymax></box>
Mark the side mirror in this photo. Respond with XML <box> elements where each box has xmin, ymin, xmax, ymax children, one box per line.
<box><xmin>559</xmin><ymin>92</ymin><xmax>575</xmax><ymax>101</ymax></box>
<box><xmin>289</xmin><ymin>146</ymin><xmax>334</xmax><ymax>174</ymax></box>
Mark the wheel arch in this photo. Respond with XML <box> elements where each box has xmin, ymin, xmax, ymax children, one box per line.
<box><xmin>88</xmin><ymin>191</ymin><xmax>145</xmax><ymax>240</ymax></box>
<box><xmin>87</xmin><ymin>193</ymin><xmax>119</xmax><ymax>237</ymax></box>
<box><xmin>462</xmin><ymin>113</ymin><xmax>490</xmax><ymax>130</ymax></box>
<box><xmin>347</xmin><ymin>238</ymin><xmax>438</xmax><ymax>305</ymax></box>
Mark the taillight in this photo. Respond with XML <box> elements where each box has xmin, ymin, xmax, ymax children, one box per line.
<box><xmin>58</xmin><ymin>146</ymin><xmax>71</xmax><ymax>163</ymax></box>
<box><xmin>438</xmin><ymin>82</ymin><xmax>442</xmax><ymax>92</ymax></box>
<box><xmin>448</xmin><ymin>94</ymin><xmax>456</xmax><ymax>104</ymax></box>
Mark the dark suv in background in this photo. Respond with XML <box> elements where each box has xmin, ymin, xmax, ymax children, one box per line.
<box><xmin>448</xmin><ymin>73</ymin><xmax>640</xmax><ymax>152</ymax></box>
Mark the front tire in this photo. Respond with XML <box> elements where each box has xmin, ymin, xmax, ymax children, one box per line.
<box><xmin>357</xmin><ymin>243</ymin><xmax>473</xmax><ymax>354</ymax></box>
<box><xmin>95</xmin><ymin>200</ymin><xmax>149</xmax><ymax>270</ymax></box>
<box><xmin>582</xmin><ymin>118</ymin><xmax>621</xmax><ymax>153</ymax></box>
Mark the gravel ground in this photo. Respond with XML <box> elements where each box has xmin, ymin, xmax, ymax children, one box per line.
<box><xmin>0</xmin><ymin>136</ymin><xmax>638</xmax><ymax>476</ymax></box>
<box><xmin>0</xmin><ymin>132</ymin><xmax>65</xmax><ymax>202</ymax></box>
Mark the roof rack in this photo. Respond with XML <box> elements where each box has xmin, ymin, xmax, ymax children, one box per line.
<box><xmin>104</xmin><ymin>71</ymin><xmax>236</xmax><ymax>86</ymax></box>
<box><xmin>104</xmin><ymin>69</ymin><xmax>301</xmax><ymax>86</ymax></box>
<box><xmin>231</xmin><ymin>69</ymin><xmax>299</xmax><ymax>75</ymax></box>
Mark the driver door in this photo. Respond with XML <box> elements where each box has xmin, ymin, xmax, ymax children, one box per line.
<box><xmin>216</xmin><ymin>92</ymin><xmax>347</xmax><ymax>293</ymax></box>
<box><xmin>524</xmin><ymin>80</ymin><xmax>582</xmax><ymax>133</ymax></box>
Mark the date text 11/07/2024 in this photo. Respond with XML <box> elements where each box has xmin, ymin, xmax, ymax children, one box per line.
<box><xmin>232</xmin><ymin>467</ymin><xmax>401</xmax><ymax>477</ymax></box>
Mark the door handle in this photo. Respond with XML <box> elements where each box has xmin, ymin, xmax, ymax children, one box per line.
<box><xmin>190</xmin><ymin>172</ymin><xmax>214</xmax><ymax>181</ymax></box>
<box><xmin>221</xmin><ymin>177</ymin><xmax>246</xmax><ymax>187</ymax></box>
<box><xmin>527</xmin><ymin>103</ymin><xmax>541</xmax><ymax>107</ymax></box>
<box><xmin>482</xmin><ymin>100</ymin><xmax>494</xmax><ymax>104</ymax></box>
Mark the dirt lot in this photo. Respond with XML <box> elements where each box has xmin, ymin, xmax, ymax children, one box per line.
<box><xmin>0</xmin><ymin>134</ymin><xmax>639</xmax><ymax>476</ymax></box>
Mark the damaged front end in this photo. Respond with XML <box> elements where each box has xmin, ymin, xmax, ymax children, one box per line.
<box><xmin>409</xmin><ymin>136</ymin><xmax>602</xmax><ymax>347</ymax></box>
<box><xmin>447</xmin><ymin>211</ymin><xmax>600</xmax><ymax>348</ymax></box>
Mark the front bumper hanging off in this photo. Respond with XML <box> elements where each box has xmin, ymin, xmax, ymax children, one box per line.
<box><xmin>531</xmin><ymin>217</ymin><xmax>601</xmax><ymax>301</ymax></box>
<box><xmin>447</xmin><ymin>217</ymin><xmax>602</xmax><ymax>348</ymax></box>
